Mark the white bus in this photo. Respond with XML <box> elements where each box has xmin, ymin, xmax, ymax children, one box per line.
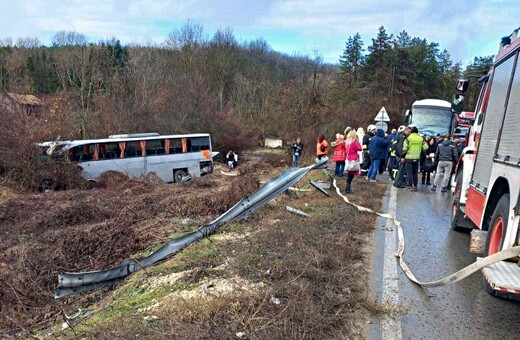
<box><xmin>40</xmin><ymin>133</ymin><xmax>216</xmax><ymax>183</ymax></box>
<box><xmin>405</xmin><ymin>99</ymin><xmax>453</xmax><ymax>136</ymax></box>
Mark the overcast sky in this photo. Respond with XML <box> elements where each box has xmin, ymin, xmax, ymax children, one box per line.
<box><xmin>0</xmin><ymin>0</ymin><xmax>518</xmax><ymax>65</ymax></box>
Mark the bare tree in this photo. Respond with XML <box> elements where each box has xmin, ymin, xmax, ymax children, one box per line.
<box><xmin>15</xmin><ymin>37</ymin><xmax>41</xmax><ymax>48</ymax></box>
<box><xmin>51</xmin><ymin>31</ymin><xmax>87</xmax><ymax>47</ymax></box>
<box><xmin>165</xmin><ymin>21</ymin><xmax>206</xmax><ymax>50</ymax></box>
<box><xmin>0</xmin><ymin>37</ymin><xmax>13</xmax><ymax>47</ymax></box>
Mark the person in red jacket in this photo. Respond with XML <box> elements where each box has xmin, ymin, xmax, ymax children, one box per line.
<box><xmin>344</xmin><ymin>130</ymin><xmax>363</xmax><ymax>194</ymax></box>
<box><xmin>331</xmin><ymin>133</ymin><xmax>346</xmax><ymax>176</ymax></box>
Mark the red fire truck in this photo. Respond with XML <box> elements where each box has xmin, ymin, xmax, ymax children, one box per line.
<box><xmin>451</xmin><ymin>26</ymin><xmax>520</xmax><ymax>298</ymax></box>
<box><xmin>452</xmin><ymin>111</ymin><xmax>475</xmax><ymax>139</ymax></box>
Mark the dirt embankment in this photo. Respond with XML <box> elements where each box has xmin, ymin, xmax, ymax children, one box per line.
<box><xmin>0</xmin><ymin>166</ymin><xmax>259</xmax><ymax>336</ymax></box>
<box><xmin>0</xmin><ymin>153</ymin><xmax>387</xmax><ymax>339</ymax></box>
<box><xmin>53</xmin><ymin>167</ymin><xmax>387</xmax><ymax>339</ymax></box>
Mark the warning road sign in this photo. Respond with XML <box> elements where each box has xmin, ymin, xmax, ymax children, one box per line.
<box><xmin>374</xmin><ymin>107</ymin><xmax>390</xmax><ymax>122</ymax></box>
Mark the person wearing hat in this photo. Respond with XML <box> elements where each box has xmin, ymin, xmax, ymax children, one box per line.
<box><xmin>361</xmin><ymin>125</ymin><xmax>376</xmax><ymax>175</ymax></box>
<box><xmin>402</xmin><ymin>126</ymin><xmax>428</xmax><ymax>191</ymax></box>
<box><xmin>388</xmin><ymin>126</ymin><xmax>405</xmax><ymax>180</ymax></box>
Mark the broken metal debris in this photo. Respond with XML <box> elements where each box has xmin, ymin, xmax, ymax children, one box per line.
<box><xmin>309</xmin><ymin>180</ymin><xmax>330</xmax><ymax>197</ymax></box>
<box><xmin>285</xmin><ymin>205</ymin><xmax>310</xmax><ymax>217</ymax></box>
<box><xmin>220</xmin><ymin>171</ymin><xmax>238</xmax><ymax>176</ymax></box>
<box><xmin>55</xmin><ymin>159</ymin><xmax>327</xmax><ymax>298</ymax></box>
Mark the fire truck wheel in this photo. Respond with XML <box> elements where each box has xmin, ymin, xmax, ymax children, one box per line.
<box><xmin>451</xmin><ymin>171</ymin><xmax>473</xmax><ymax>231</ymax></box>
<box><xmin>484</xmin><ymin>194</ymin><xmax>510</xmax><ymax>256</ymax></box>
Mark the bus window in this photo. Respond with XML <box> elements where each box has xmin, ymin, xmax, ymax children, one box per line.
<box><xmin>146</xmin><ymin>139</ymin><xmax>165</xmax><ymax>156</ymax></box>
<box><xmin>99</xmin><ymin>143</ymin><xmax>120</xmax><ymax>160</ymax></box>
<box><xmin>124</xmin><ymin>141</ymin><xmax>142</xmax><ymax>158</ymax></box>
<box><xmin>69</xmin><ymin>145</ymin><xmax>95</xmax><ymax>162</ymax></box>
<box><xmin>187</xmin><ymin>137</ymin><xmax>210</xmax><ymax>152</ymax></box>
<box><xmin>169</xmin><ymin>139</ymin><xmax>183</xmax><ymax>154</ymax></box>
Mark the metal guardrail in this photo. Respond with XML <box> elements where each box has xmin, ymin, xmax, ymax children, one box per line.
<box><xmin>55</xmin><ymin>159</ymin><xmax>328</xmax><ymax>298</ymax></box>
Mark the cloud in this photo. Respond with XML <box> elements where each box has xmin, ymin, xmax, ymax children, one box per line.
<box><xmin>0</xmin><ymin>0</ymin><xmax>518</xmax><ymax>64</ymax></box>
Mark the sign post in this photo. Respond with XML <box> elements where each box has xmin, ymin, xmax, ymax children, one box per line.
<box><xmin>374</xmin><ymin>106</ymin><xmax>390</xmax><ymax>132</ymax></box>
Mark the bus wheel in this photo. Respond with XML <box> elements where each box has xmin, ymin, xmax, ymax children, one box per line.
<box><xmin>484</xmin><ymin>194</ymin><xmax>510</xmax><ymax>256</ymax></box>
<box><xmin>451</xmin><ymin>171</ymin><xmax>473</xmax><ymax>232</ymax></box>
<box><xmin>174</xmin><ymin>169</ymin><xmax>187</xmax><ymax>183</ymax></box>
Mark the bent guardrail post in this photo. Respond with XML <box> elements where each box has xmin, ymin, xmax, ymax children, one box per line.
<box><xmin>309</xmin><ymin>180</ymin><xmax>331</xmax><ymax>197</ymax></box>
<box><xmin>55</xmin><ymin>159</ymin><xmax>327</xmax><ymax>298</ymax></box>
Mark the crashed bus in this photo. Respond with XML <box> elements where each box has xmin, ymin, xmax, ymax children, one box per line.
<box><xmin>40</xmin><ymin>133</ymin><xmax>216</xmax><ymax>183</ymax></box>
<box><xmin>405</xmin><ymin>99</ymin><xmax>453</xmax><ymax>136</ymax></box>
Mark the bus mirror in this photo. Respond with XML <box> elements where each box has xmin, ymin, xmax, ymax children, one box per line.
<box><xmin>452</xmin><ymin>94</ymin><xmax>465</xmax><ymax>114</ymax></box>
<box><xmin>404</xmin><ymin>110</ymin><xmax>411</xmax><ymax>124</ymax></box>
<box><xmin>456</xmin><ymin>78</ymin><xmax>470</xmax><ymax>93</ymax></box>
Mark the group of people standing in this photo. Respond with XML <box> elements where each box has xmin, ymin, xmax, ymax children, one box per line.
<box><xmin>290</xmin><ymin>123</ymin><xmax>459</xmax><ymax>195</ymax></box>
<box><xmin>291</xmin><ymin>127</ymin><xmax>364</xmax><ymax>194</ymax></box>
<box><xmin>388</xmin><ymin>125</ymin><xmax>459</xmax><ymax>192</ymax></box>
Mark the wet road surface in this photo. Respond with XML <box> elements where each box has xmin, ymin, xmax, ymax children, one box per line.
<box><xmin>369</xmin><ymin>177</ymin><xmax>520</xmax><ymax>339</ymax></box>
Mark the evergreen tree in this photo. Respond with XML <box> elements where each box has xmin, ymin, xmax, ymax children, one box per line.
<box><xmin>395</xmin><ymin>30</ymin><xmax>412</xmax><ymax>48</ymax></box>
<box><xmin>26</xmin><ymin>49</ymin><xmax>60</xmax><ymax>94</ymax></box>
<box><xmin>339</xmin><ymin>33</ymin><xmax>364</xmax><ymax>81</ymax></box>
<box><xmin>363</xmin><ymin>26</ymin><xmax>394</xmax><ymax>99</ymax></box>
<box><xmin>366</xmin><ymin>26</ymin><xmax>393</xmax><ymax>66</ymax></box>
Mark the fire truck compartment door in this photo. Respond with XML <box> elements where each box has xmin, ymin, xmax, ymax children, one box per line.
<box><xmin>472</xmin><ymin>56</ymin><xmax>515</xmax><ymax>190</ymax></box>
<box><xmin>497</xmin><ymin>58</ymin><xmax>520</xmax><ymax>165</ymax></box>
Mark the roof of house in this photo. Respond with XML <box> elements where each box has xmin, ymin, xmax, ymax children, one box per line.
<box><xmin>7</xmin><ymin>93</ymin><xmax>42</xmax><ymax>106</ymax></box>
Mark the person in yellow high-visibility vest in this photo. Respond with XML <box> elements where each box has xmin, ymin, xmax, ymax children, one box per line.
<box><xmin>402</xmin><ymin>125</ymin><xmax>428</xmax><ymax>191</ymax></box>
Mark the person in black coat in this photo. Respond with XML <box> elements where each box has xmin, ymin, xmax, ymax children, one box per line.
<box><xmin>421</xmin><ymin>137</ymin><xmax>436</xmax><ymax>185</ymax></box>
<box><xmin>367</xmin><ymin>129</ymin><xmax>391</xmax><ymax>182</ymax></box>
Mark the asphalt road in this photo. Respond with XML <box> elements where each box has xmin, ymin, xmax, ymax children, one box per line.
<box><xmin>369</xmin><ymin>177</ymin><xmax>520</xmax><ymax>340</ymax></box>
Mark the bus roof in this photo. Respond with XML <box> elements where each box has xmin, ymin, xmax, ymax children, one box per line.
<box><xmin>412</xmin><ymin>99</ymin><xmax>451</xmax><ymax>108</ymax></box>
<box><xmin>40</xmin><ymin>133</ymin><xmax>211</xmax><ymax>149</ymax></box>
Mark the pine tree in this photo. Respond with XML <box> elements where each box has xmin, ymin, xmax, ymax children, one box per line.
<box><xmin>339</xmin><ymin>33</ymin><xmax>364</xmax><ymax>81</ymax></box>
<box><xmin>367</xmin><ymin>26</ymin><xmax>393</xmax><ymax>64</ymax></box>
<box><xmin>363</xmin><ymin>26</ymin><xmax>394</xmax><ymax>99</ymax></box>
<box><xmin>395</xmin><ymin>30</ymin><xmax>412</xmax><ymax>48</ymax></box>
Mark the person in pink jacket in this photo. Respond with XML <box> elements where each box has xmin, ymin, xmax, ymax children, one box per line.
<box><xmin>344</xmin><ymin>130</ymin><xmax>363</xmax><ymax>194</ymax></box>
<box><xmin>331</xmin><ymin>133</ymin><xmax>346</xmax><ymax>177</ymax></box>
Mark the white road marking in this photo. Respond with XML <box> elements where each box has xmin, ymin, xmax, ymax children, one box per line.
<box><xmin>381</xmin><ymin>185</ymin><xmax>402</xmax><ymax>339</ymax></box>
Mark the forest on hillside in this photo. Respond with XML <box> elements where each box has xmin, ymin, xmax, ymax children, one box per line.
<box><xmin>0</xmin><ymin>23</ymin><xmax>492</xmax><ymax>185</ymax></box>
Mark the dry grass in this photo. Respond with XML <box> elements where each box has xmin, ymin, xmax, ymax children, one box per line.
<box><xmin>0</xmin><ymin>170</ymin><xmax>259</xmax><ymax>336</ymax></box>
<box><xmin>53</xmin><ymin>167</ymin><xmax>387</xmax><ymax>339</ymax></box>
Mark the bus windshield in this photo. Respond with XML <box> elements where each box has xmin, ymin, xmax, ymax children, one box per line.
<box><xmin>411</xmin><ymin>106</ymin><xmax>452</xmax><ymax>136</ymax></box>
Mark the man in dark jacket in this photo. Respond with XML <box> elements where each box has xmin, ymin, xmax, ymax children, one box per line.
<box><xmin>387</xmin><ymin>127</ymin><xmax>401</xmax><ymax>179</ymax></box>
<box><xmin>432</xmin><ymin>136</ymin><xmax>458</xmax><ymax>192</ymax></box>
<box><xmin>367</xmin><ymin>129</ymin><xmax>390</xmax><ymax>182</ymax></box>
<box><xmin>393</xmin><ymin>126</ymin><xmax>411</xmax><ymax>187</ymax></box>
<box><xmin>291</xmin><ymin>138</ymin><xmax>304</xmax><ymax>167</ymax></box>
<box><xmin>361</xmin><ymin>125</ymin><xmax>376</xmax><ymax>174</ymax></box>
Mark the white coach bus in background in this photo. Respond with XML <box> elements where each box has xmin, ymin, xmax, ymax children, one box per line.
<box><xmin>40</xmin><ymin>133</ymin><xmax>217</xmax><ymax>182</ymax></box>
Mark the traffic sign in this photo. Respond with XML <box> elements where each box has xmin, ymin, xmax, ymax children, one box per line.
<box><xmin>375</xmin><ymin>121</ymin><xmax>388</xmax><ymax>132</ymax></box>
<box><xmin>374</xmin><ymin>106</ymin><xmax>391</xmax><ymax>122</ymax></box>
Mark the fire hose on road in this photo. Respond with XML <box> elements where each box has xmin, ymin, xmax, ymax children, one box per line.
<box><xmin>329</xmin><ymin>177</ymin><xmax>520</xmax><ymax>288</ymax></box>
